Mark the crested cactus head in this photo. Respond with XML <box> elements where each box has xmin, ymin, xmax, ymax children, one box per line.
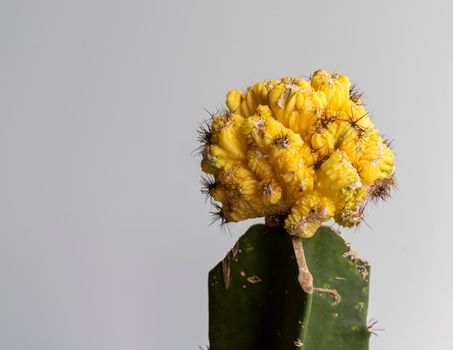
<box><xmin>199</xmin><ymin>70</ymin><xmax>395</xmax><ymax>238</ymax></box>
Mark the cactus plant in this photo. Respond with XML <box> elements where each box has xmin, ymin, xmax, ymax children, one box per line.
<box><xmin>198</xmin><ymin>70</ymin><xmax>395</xmax><ymax>349</ymax></box>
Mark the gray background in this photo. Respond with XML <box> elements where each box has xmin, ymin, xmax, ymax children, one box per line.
<box><xmin>0</xmin><ymin>0</ymin><xmax>451</xmax><ymax>349</ymax></box>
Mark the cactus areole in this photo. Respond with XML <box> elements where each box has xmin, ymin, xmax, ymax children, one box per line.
<box><xmin>197</xmin><ymin>70</ymin><xmax>395</xmax><ymax>349</ymax></box>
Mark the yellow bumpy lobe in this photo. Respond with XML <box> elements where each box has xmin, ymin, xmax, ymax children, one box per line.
<box><xmin>200</xmin><ymin>70</ymin><xmax>395</xmax><ymax>238</ymax></box>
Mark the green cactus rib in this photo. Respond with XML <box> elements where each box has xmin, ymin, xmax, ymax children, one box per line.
<box><xmin>208</xmin><ymin>224</ymin><xmax>371</xmax><ymax>350</ymax></box>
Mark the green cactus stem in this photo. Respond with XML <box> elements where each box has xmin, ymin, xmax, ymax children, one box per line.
<box><xmin>208</xmin><ymin>224</ymin><xmax>371</xmax><ymax>350</ymax></box>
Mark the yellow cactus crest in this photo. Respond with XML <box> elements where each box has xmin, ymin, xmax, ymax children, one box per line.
<box><xmin>198</xmin><ymin>70</ymin><xmax>395</xmax><ymax>238</ymax></box>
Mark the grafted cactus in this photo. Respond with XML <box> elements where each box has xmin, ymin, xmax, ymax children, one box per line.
<box><xmin>197</xmin><ymin>70</ymin><xmax>395</xmax><ymax>349</ymax></box>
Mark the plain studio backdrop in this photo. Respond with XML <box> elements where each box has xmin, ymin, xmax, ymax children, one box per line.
<box><xmin>0</xmin><ymin>1</ymin><xmax>452</xmax><ymax>349</ymax></box>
